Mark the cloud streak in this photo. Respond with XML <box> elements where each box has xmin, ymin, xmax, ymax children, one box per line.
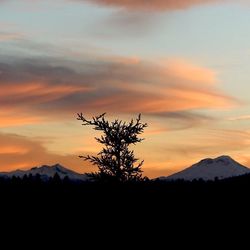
<box><xmin>0</xmin><ymin>32</ymin><xmax>23</xmax><ymax>41</ymax></box>
<box><xmin>228</xmin><ymin>115</ymin><xmax>250</xmax><ymax>121</ymax></box>
<box><xmin>0</xmin><ymin>54</ymin><xmax>235</xmax><ymax>127</ymax></box>
<box><xmin>82</xmin><ymin>0</ymin><xmax>224</xmax><ymax>11</ymax></box>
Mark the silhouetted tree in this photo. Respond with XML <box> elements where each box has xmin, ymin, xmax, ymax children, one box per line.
<box><xmin>63</xmin><ymin>176</ymin><xmax>70</xmax><ymax>185</ymax></box>
<box><xmin>52</xmin><ymin>173</ymin><xmax>62</xmax><ymax>185</ymax></box>
<box><xmin>35</xmin><ymin>174</ymin><xmax>42</xmax><ymax>184</ymax></box>
<box><xmin>23</xmin><ymin>174</ymin><xmax>28</xmax><ymax>183</ymax></box>
<box><xmin>77</xmin><ymin>113</ymin><xmax>148</xmax><ymax>182</ymax></box>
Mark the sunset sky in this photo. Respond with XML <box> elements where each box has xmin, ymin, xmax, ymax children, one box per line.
<box><xmin>1</xmin><ymin>0</ymin><xmax>250</xmax><ymax>177</ymax></box>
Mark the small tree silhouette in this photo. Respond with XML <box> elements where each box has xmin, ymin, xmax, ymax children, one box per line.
<box><xmin>77</xmin><ymin>113</ymin><xmax>148</xmax><ymax>182</ymax></box>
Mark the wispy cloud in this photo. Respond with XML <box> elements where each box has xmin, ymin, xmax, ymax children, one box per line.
<box><xmin>82</xmin><ymin>0</ymin><xmax>224</xmax><ymax>11</ymax></box>
<box><xmin>91</xmin><ymin>11</ymin><xmax>160</xmax><ymax>38</ymax></box>
<box><xmin>0</xmin><ymin>54</ymin><xmax>235</xmax><ymax>128</ymax></box>
<box><xmin>228</xmin><ymin>115</ymin><xmax>250</xmax><ymax>121</ymax></box>
<box><xmin>149</xmin><ymin>111</ymin><xmax>214</xmax><ymax>131</ymax></box>
<box><xmin>0</xmin><ymin>31</ymin><xmax>23</xmax><ymax>41</ymax></box>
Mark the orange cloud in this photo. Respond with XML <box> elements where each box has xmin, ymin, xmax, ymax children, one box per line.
<box><xmin>82</xmin><ymin>59</ymin><xmax>234</xmax><ymax>114</ymax></box>
<box><xmin>165</xmin><ymin>59</ymin><xmax>217</xmax><ymax>85</ymax></box>
<box><xmin>0</xmin><ymin>82</ymin><xmax>89</xmax><ymax>104</ymax></box>
<box><xmin>84</xmin><ymin>0</ymin><xmax>224</xmax><ymax>11</ymax></box>
<box><xmin>0</xmin><ymin>80</ymin><xmax>89</xmax><ymax>127</ymax></box>
<box><xmin>0</xmin><ymin>55</ymin><xmax>235</xmax><ymax>128</ymax></box>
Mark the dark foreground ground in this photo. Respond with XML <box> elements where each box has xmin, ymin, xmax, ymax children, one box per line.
<box><xmin>1</xmin><ymin>175</ymin><xmax>249</xmax><ymax>242</ymax></box>
<box><xmin>1</xmin><ymin>174</ymin><xmax>250</xmax><ymax>211</ymax></box>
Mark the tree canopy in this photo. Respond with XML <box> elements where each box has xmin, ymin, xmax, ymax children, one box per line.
<box><xmin>77</xmin><ymin>113</ymin><xmax>148</xmax><ymax>182</ymax></box>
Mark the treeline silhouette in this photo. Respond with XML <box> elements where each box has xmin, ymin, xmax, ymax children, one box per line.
<box><xmin>1</xmin><ymin>173</ymin><xmax>249</xmax><ymax>226</ymax></box>
<box><xmin>1</xmin><ymin>173</ymin><xmax>250</xmax><ymax>202</ymax></box>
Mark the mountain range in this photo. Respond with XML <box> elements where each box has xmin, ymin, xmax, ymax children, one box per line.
<box><xmin>0</xmin><ymin>155</ymin><xmax>250</xmax><ymax>182</ymax></box>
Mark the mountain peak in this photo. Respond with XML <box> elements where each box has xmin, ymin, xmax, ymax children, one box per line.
<box><xmin>199</xmin><ymin>155</ymin><xmax>234</xmax><ymax>166</ymax></box>
<box><xmin>40</xmin><ymin>163</ymin><xmax>65</xmax><ymax>170</ymax></box>
<box><xmin>51</xmin><ymin>163</ymin><xmax>64</xmax><ymax>168</ymax></box>
<box><xmin>215</xmin><ymin>155</ymin><xmax>234</xmax><ymax>162</ymax></box>
<box><xmin>0</xmin><ymin>164</ymin><xmax>88</xmax><ymax>182</ymax></box>
<box><xmin>216</xmin><ymin>155</ymin><xmax>232</xmax><ymax>159</ymax></box>
<box><xmin>162</xmin><ymin>155</ymin><xmax>250</xmax><ymax>181</ymax></box>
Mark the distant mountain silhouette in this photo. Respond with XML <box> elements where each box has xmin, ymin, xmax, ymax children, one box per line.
<box><xmin>159</xmin><ymin>156</ymin><xmax>250</xmax><ymax>181</ymax></box>
<box><xmin>0</xmin><ymin>164</ymin><xmax>88</xmax><ymax>182</ymax></box>
<box><xmin>2</xmin><ymin>156</ymin><xmax>250</xmax><ymax>182</ymax></box>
